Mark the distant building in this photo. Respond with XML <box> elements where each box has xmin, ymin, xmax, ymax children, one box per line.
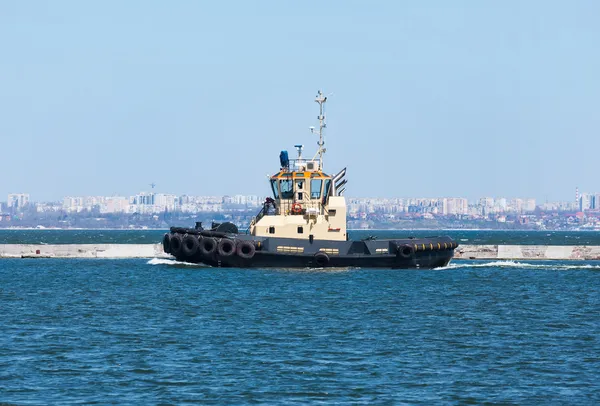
<box><xmin>593</xmin><ymin>194</ymin><xmax>600</xmax><ymax>210</ymax></box>
<box><xmin>443</xmin><ymin>198</ymin><xmax>468</xmax><ymax>215</ymax></box>
<box><xmin>579</xmin><ymin>193</ymin><xmax>592</xmax><ymax>212</ymax></box>
<box><xmin>510</xmin><ymin>198</ymin><xmax>523</xmax><ymax>213</ymax></box>
<box><xmin>478</xmin><ymin>197</ymin><xmax>494</xmax><ymax>215</ymax></box>
<box><xmin>525</xmin><ymin>199</ymin><xmax>536</xmax><ymax>212</ymax></box>
<box><xmin>101</xmin><ymin>197</ymin><xmax>129</xmax><ymax>214</ymax></box>
<box><xmin>496</xmin><ymin>198</ymin><xmax>507</xmax><ymax>211</ymax></box>
<box><xmin>8</xmin><ymin>193</ymin><xmax>30</xmax><ymax>209</ymax></box>
<box><xmin>154</xmin><ymin>194</ymin><xmax>177</xmax><ymax>211</ymax></box>
<box><xmin>131</xmin><ymin>192</ymin><xmax>155</xmax><ymax>206</ymax></box>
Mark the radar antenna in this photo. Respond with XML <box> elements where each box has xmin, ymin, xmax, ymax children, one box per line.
<box><xmin>310</xmin><ymin>90</ymin><xmax>327</xmax><ymax>170</ymax></box>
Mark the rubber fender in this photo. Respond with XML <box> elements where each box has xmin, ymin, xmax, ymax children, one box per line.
<box><xmin>182</xmin><ymin>234</ymin><xmax>199</xmax><ymax>257</ymax></box>
<box><xmin>314</xmin><ymin>251</ymin><xmax>330</xmax><ymax>267</ymax></box>
<box><xmin>199</xmin><ymin>237</ymin><xmax>217</xmax><ymax>257</ymax></box>
<box><xmin>170</xmin><ymin>233</ymin><xmax>183</xmax><ymax>256</ymax></box>
<box><xmin>162</xmin><ymin>233</ymin><xmax>172</xmax><ymax>254</ymax></box>
<box><xmin>217</xmin><ymin>238</ymin><xmax>236</xmax><ymax>257</ymax></box>
<box><xmin>237</xmin><ymin>240</ymin><xmax>256</xmax><ymax>259</ymax></box>
<box><xmin>397</xmin><ymin>243</ymin><xmax>415</xmax><ymax>259</ymax></box>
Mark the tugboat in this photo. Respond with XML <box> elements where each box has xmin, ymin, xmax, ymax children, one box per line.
<box><xmin>162</xmin><ymin>91</ymin><xmax>457</xmax><ymax>268</ymax></box>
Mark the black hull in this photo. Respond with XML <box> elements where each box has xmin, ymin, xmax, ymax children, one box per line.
<box><xmin>164</xmin><ymin>229</ymin><xmax>457</xmax><ymax>269</ymax></box>
<box><xmin>174</xmin><ymin>249</ymin><xmax>454</xmax><ymax>269</ymax></box>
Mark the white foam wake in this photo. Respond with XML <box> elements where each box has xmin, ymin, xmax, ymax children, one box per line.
<box><xmin>436</xmin><ymin>260</ymin><xmax>600</xmax><ymax>271</ymax></box>
<box><xmin>147</xmin><ymin>258</ymin><xmax>207</xmax><ymax>267</ymax></box>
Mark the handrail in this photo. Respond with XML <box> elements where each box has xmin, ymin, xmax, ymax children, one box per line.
<box><xmin>280</xmin><ymin>158</ymin><xmax>322</xmax><ymax>173</ymax></box>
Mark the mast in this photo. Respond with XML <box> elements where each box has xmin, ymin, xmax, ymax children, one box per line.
<box><xmin>312</xmin><ymin>90</ymin><xmax>327</xmax><ymax>170</ymax></box>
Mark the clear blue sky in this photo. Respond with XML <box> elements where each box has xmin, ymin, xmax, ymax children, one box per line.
<box><xmin>1</xmin><ymin>1</ymin><xmax>599</xmax><ymax>202</ymax></box>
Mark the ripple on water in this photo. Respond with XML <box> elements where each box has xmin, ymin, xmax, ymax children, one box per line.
<box><xmin>4</xmin><ymin>229</ymin><xmax>600</xmax><ymax>245</ymax></box>
<box><xmin>0</xmin><ymin>258</ymin><xmax>599</xmax><ymax>404</ymax></box>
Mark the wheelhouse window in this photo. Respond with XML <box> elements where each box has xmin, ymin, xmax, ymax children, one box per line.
<box><xmin>311</xmin><ymin>179</ymin><xmax>323</xmax><ymax>199</ymax></box>
<box><xmin>270</xmin><ymin>179</ymin><xmax>279</xmax><ymax>199</ymax></box>
<box><xmin>280</xmin><ymin>179</ymin><xmax>293</xmax><ymax>199</ymax></box>
<box><xmin>322</xmin><ymin>179</ymin><xmax>331</xmax><ymax>203</ymax></box>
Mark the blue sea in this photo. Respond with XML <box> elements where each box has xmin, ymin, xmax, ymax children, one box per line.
<box><xmin>2</xmin><ymin>228</ymin><xmax>600</xmax><ymax>245</ymax></box>
<box><xmin>1</xmin><ymin>231</ymin><xmax>600</xmax><ymax>404</ymax></box>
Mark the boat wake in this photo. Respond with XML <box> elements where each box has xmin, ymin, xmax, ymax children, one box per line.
<box><xmin>147</xmin><ymin>258</ymin><xmax>207</xmax><ymax>267</ymax></box>
<box><xmin>436</xmin><ymin>260</ymin><xmax>600</xmax><ymax>270</ymax></box>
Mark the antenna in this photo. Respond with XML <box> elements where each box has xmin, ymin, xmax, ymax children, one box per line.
<box><xmin>294</xmin><ymin>144</ymin><xmax>304</xmax><ymax>160</ymax></box>
<box><xmin>311</xmin><ymin>90</ymin><xmax>328</xmax><ymax>170</ymax></box>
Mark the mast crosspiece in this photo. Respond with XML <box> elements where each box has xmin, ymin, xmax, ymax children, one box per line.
<box><xmin>311</xmin><ymin>90</ymin><xmax>327</xmax><ymax>170</ymax></box>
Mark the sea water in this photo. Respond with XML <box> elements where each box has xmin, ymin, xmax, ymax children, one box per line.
<box><xmin>2</xmin><ymin>229</ymin><xmax>600</xmax><ymax>245</ymax></box>
<box><xmin>1</xmin><ymin>257</ymin><xmax>599</xmax><ymax>404</ymax></box>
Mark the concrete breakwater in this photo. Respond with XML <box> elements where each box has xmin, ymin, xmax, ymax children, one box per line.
<box><xmin>454</xmin><ymin>245</ymin><xmax>600</xmax><ymax>260</ymax></box>
<box><xmin>0</xmin><ymin>244</ymin><xmax>169</xmax><ymax>259</ymax></box>
<box><xmin>2</xmin><ymin>243</ymin><xmax>600</xmax><ymax>260</ymax></box>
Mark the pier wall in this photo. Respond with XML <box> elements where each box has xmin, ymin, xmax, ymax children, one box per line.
<box><xmin>454</xmin><ymin>245</ymin><xmax>600</xmax><ymax>260</ymax></box>
<box><xmin>2</xmin><ymin>244</ymin><xmax>600</xmax><ymax>260</ymax></box>
<box><xmin>0</xmin><ymin>244</ymin><xmax>169</xmax><ymax>259</ymax></box>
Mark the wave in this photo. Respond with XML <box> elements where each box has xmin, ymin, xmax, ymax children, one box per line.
<box><xmin>147</xmin><ymin>258</ymin><xmax>207</xmax><ymax>267</ymax></box>
<box><xmin>147</xmin><ymin>258</ymin><xmax>600</xmax><ymax>272</ymax></box>
<box><xmin>436</xmin><ymin>260</ymin><xmax>600</xmax><ymax>270</ymax></box>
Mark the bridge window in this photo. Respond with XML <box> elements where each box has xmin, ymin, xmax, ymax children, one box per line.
<box><xmin>270</xmin><ymin>179</ymin><xmax>279</xmax><ymax>199</ymax></box>
<box><xmin>280</xmin><ymin>179</ymin><xmax>293</xmax><ymax>199</ymax></box>
<box><xmin>311</xmin><ymin>179</ymin><xmax>323</xmax><ymax>199</ymax></box>
<box><xmin>323</xmin><ymin>179</ymin><xmax>331</xmax><ymax>203</ymax></box>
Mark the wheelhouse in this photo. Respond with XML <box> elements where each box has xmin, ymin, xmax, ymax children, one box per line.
<box><xmin>269</xmin><ymin>171</ymin><xmax>332</xmax><ymax>215</ymax></box>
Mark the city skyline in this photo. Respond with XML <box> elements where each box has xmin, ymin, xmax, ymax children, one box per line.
<box><xmin>1</xmin><ymin>2</ymin><xmax>599</xmax><ymax>201</ymax></box>
<box><xmin>2</xmin><ymin>185</ymin><xmax>593</xmax><ymax>207</ymax></box>
<box><xmin>8</xmin><ymin>188</ymin><xmax>600</xmax><ymax>213</ymax></box>
<box><xmin>6</xmin><ymin>190</ymin><xmax>600</xmax><ymax>232</ymax></box>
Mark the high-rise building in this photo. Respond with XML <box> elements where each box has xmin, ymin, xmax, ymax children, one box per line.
<box><xmin>525</xmin><ymin>199</ymin><xmax>536</xmax><ymax>212</ymax></box>
<box><xmin>7</xmin><ymin>193</ymin><xmax>30</xmax><ymax>209</ymax></box>
<box><xmin>154</xmin><ymin>194</ymin><xmax>177</xmax><ymax>211</ymax></box>
<box><xmin>131</xmin><ymin>192</ymin><xmax>155</xmax><ymax>206</ymax></box>
<box><xmin>479</xmin><ymin>197</ymin><xmax>494</xmax><ymax>207</ymax></box>
<box><xmin>443</xmin><ymin>198</ymin><xmax>468</xmax><ymax>215</ymax></box>
<box><xmin>479</xmin><ymin>197</ymin><xmax>494</xmax><ymax>215</ymax></box>
<box><xmin>496</xmin><ymin>198</ymin><xmax>508</xmax><ymax>211</ymax></box>
<box><xmin>579</xmin><ymin>193</ymin><xmax>592</xmax><ymax>212</ymax></box>
<box><xmin>593</xmin><ymin>194</ymin><xmax>600</xmax><ymax>210</ymax></box>
<box><xmin>102</xmin><ymin>197</ymin><xmax>129</xmax><ymax>213</ymax></box>
<box><xmin>510</xmin><ymin>198</ymin><xmax>523</xmax><ymax>213</ymax></box>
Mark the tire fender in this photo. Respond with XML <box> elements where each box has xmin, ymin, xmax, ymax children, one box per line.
<box><xmin>397</xmin><ymin>244</ymin><xmax>415</xmax><ymax>259</ymax></box>
<box><xmin>199</xmin><ymin>237</ymin><xmax>217</xmax><ymax>257</ymax></box>
<box><xmin>314</xmin><ymin>251</ymin><xmax>330</xmax><ymax>267</ymax></box>
<box><xmin>170</xmin><ymin>233</ymin><xmax>183</xmax><ymax>256</ymax></box>
<box><xmin>162</xmin><ymin>233</ymin><xmax>172</xmax><ymax>254</ymax></box>
<box><xmin>237</xmin><ymin>240</ymin><xmax>256</xmax><ymax>259</ymax></box>
<box><xmin>217</xmin><ymin>238</ymin><xmax>236</xmax><ymax>257</ymax></box>
<box><xmin>181</xmin><ymin>234</ymin><xmax>199</xmax><ymax>257</ymax></box>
